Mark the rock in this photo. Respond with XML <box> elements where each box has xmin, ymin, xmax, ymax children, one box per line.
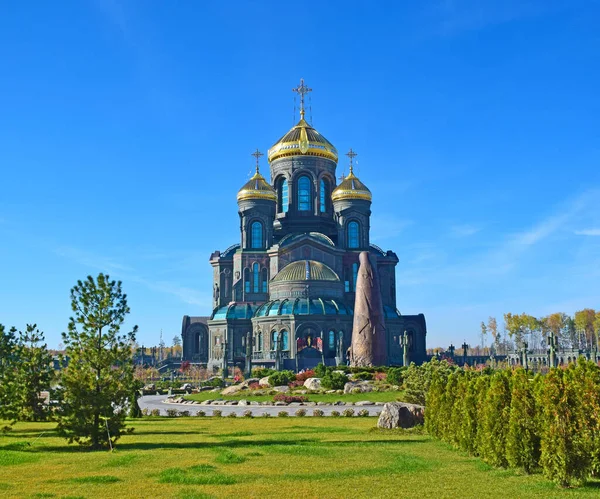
<box><xmin>325</xmin><ymin>390</ymin><xmax>337</xmax><ymax>394</ymax></box>
<box><xmin>305</xmin><ymin>402</ymin><xmax>316</xmax><ymax>406</ymax></box>
<box><xmin>210</xmin><ymin>388</ymin><xmax>221</xmax><ymax>393</ymax></box>
<box><xmin>344</xmin><ymin>381</ymin><xmax>374</xmax><ymax>394</ymax></box>
<box><xmin>237</xmin><ymin>399</ymin><xmax>248</xmax><ymax>406</ymax></box>
<box><xmin>334</xmin><ymin>401</ymin><xmax>344</xmax><ymax>406</ymax></box>
<box><xmin>221</xmin><ymin>384</ymin><xmax>245</xmax><ymax>396</ymax></box>
<box><xmin>200</xmin><ymin>400</ymin><xmax>213</xmax><ymax>405</ymax></box>
<box><xmin>225</xmin><ymin>400</ymin><xmax>238</xmax><ymax>406</ymax></box>
<box><xmin>296</xmin><ymin>390</ymin><xmax>308</xmax><ymax>395</ymax></box>
<box><xmin>377</xmin><ymin>402</ymin><xmax>425</xmax><ymax>429</ymax></box>
<box><xmin>250</xmin><ymin>401</ymin><xmax>260</xmax><ymax>406</ymax></box>
<box><xmin>272</xmin><ymin>385</ymin><xmax>289</xmax><ymax>393</ymax></box>
<box><xmin>259</xmin><ymin>376</ymin><xmax>271</xmax><ymax>387</ymax></box>
<box><xmin>212</xmin><ymin>400</ymin><xmax>225</xmax><ymax>406</ymax></box>
<box><xmin>375</xmin><ymin>402</ymin><xmax>384</xmax><ymax>406</ymax></box>
<box><xmin>289</xmin><ymin>402</ymin><xmax>303</xmax><ymax>406</ymax></box>
<box><xmin>274</xmin><ymin>401</ymin><xmax>287</xmax><ymax>406</ymax></box>
<box><xmin>317</xmin><ymin>402</ymin><xmax>327</xmax><ymax>406</ymax></box>
<box><xmin>240</xmin><ymin>378</ymin><xmax>260</xmax><ymax>388</ymax></box>
<box><xmin>303</xmin><ymin>378</ymin><xmax>322</xmax><ymax>391</ymax></box>
<box><xmin>355</xmin><ymin>401</ymin><xmax>374</xmax><ymax>406</ymax></box>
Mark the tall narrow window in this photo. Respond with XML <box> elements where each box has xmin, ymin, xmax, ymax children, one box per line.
<box><xmin>328</xmin><ymin>330</ymin><xmax>335</xmax><ymax>350</ymax></box>
<box><xmin>320</xmin><ymin>179</ymin><xmax>327</xmax><ymax>213</ymax></box>
<box><xmin>253</xmin><ymin>263</ymin><xmax>259</xmax><ymax>293</ymax></box>
<box><xmin>281</xmin><ymin>179</ymin><xmax>289</xmax><ymax>213</ymax></box>
<box><xmin>298</xmin><ymin>176</ymin><xmax>311</xmax><ymax>211</ymax></box>
<box><xmin>244</xmin><ymin>268</ymin><xmax>250</xmax><ymax>293</ymax></box>
<box><xmin>352</xmin><ymin>262</ymin><xmax>358</xmax><ymax>291</ymax></box>
<box><xmin>281</xmin><ymin>330</ymin><xmax>289</xmax><ymax>351</ymax></box>
<box><xmin>348</xmin><ymin>221</ymin><xmax>360</xmax><ymax>248</ymax></box>
<box><xmin>271</xmin><ymin>331</ymin><xmax>278</xmax><ymax>350</ymax></box>
<box><xmin>261</xmin><ymin>268</ymin><xmax>268</xmax><ymax>293</ymax></box>
<box><xmin>251</xmin><ymin>221</ymin><xmax>263</xmax><ymax>249</ymax></box>
<box><xmin>257</xmin><ymin>331</ymin><xmax>263</xmax><ymax>351</ymax></box>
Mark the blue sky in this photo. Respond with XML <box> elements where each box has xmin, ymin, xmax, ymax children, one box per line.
<box><xmin>1</xmin><ymin>0</ymin><xmax>599</xmax><ymax>349</ymax></box>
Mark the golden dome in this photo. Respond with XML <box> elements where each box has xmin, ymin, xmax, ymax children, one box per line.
<box><xmin>331</xmin><ymin>166</ymin><xmax>372</xmax><ymax>202</ymax></box>
<box><xmin>237</xmin><ymin>168</ymin><xmax>277</xmax><ymax>202</ymax></box>
<box><xmin>268</xmin><ymin>117</ymin><xmax>338</xmax><ymax>163</ymax></box>
<box><xmin>272</xmin><ymin>260</ymin><xmax>340</xmax><ymax>282</ymax></box>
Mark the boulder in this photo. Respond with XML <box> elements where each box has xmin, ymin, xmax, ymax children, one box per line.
<box><xmin>377</xmin><ymin>402</ymin><xmax>425</xmax><ymax>429</ymax></box>
<box><xmin>237</xmin><ymin>399</ymin><xmax>248</xmax><ymax>406</ymax></box>
<box><xmin>259</xmin><ymin>376</ymin><xmax>271</xmax><ymax>387</ymax></box>
<box><xmin>272</xmin><ymin>385</ymin><xmax>290</xmax><ymax>393</ymax></box>
<box><xmin>355</xmin><ymin>401</ymin><xmax>374</xmax><ymax>406</ymax></box>
<box><xmin>221</xmin><ymin>384</ymin><xmax>245</xmax><ymax>396</ymax></box>
<box><xmin>274</xmin><ymin>401</ymin><xmax>287</xmax><ymax>406</ymax></box>
<box><xmin>344</xmin><ymin>381</ymin><xmax>374</xmax><ymax>394</ymax></box>
<box><xmin>303</xmin><ymin>378</ymin><xmax>322</xmax><ymax>391</ymax></box>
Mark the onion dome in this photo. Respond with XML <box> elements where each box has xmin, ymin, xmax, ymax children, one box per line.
<box><xmin>237</xmin><ymin>166</ymin><xmax>276</xmax><ymax>202</ymax></box>
<box><xmin>268</xmin><ymin>117</ymin><xmax>338</xmax><ymax>163</ymax></box>
<box><xmin>272</xmin><ymin>260</ymin><xmax>340</xmax><ymax>282</ymax></box>
<box><xmin>331</xmin><ymin>165</ymin><xmax>372</xmax><ymax>202</ymax></box>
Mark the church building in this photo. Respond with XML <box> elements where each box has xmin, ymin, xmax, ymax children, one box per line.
<box><xmin>182</xmin><ymin>80</ymin><xmax>427</xmax><ymax>370</ymax></box>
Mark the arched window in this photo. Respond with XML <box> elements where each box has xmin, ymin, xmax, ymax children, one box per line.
<box><xmin>244</xmin><ymin>268</ymin><xmax>250</xmax><ymax>294</ymax></box>
<box><xmin>328</xmin><ymin>330</ymin><xmax>335</xmax><ymax>350</ymax></box>
<box><xmin>271</xmin><ymin>331</ymin><xmax>278</xmax><ymax>350</ymax></box>
<box><xmin>257</xmin><ymin>332</ymin><xmax>263</xmax><ymax>351</ymax></box>
<box><xmin>281</xmin><ymin>179</ymin><xmax>289</xmax><ymax>213</ymax></box>
<box><xmin>298</xmin><ymin>176</ymin><xmax>311</xmax><ymax>211</ymax></box>
<box><xmin>253</xmin><ymin>263</ymin><xmax>260</xmax><ymax>293</ymax></box>
<box><xmin>352</xmin><ymin>262</ymin><xmax>358</xmax><ymax>291</ymax></box>
<box><xmin>251</xmin><ymin>221</ymin><xmax>263</xmax><ymax>249</ymax></box>
<box><xmin>320</xmin><ymin>179</ymin><xmax>328</xmax><ymax>213</ymax></box>
<box><xmin>281</xmin><ymin>330</ymin><xmax>289</xmax><ymax>351</ymax></box>
<box><xmin>348</xmin><ymin>221</ymin><xmax>360</xmax><ymax>248</ymax></box>
<box><xmin>261</xmin><ymin>268</ymin><xmax>268</xmax><ymax>293</ymax></box>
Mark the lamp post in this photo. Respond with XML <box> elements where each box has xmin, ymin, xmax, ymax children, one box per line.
<box><xmin>244</xmin><ymin>331</ymin><xmax>252</xmax><ymax>377</ymax></box>
<box><xmin>401</xmin><ymin>330</ymin><xmax>411</xmax><ymax>367</ymax></box>
<box><xmin>221</xmin><ymin>340</ymin><xmax>228</xmax><ymax>380</ymax></box>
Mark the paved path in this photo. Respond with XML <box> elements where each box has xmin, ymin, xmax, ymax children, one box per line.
<box><xmin>139</xmin><ymin>395</ymin><xmax>383</xmax><ymax>417</ymax></box>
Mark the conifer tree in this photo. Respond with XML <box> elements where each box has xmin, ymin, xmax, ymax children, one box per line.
<box><xmin>479</xmin><ymin>370</ymin><xmax>511</xmax><ymax>467</ymax></box>
<box><xmin>458</xmin><ymin>371</ymin><xmax>480</xmax><ymax>455</ymax></box>
<box><xmin>0</xmin><ymin>324</ymin><xmax>19</xmax><ymax>425</ymax></box>
<box><xmin>506</xmin><ymin>368</ymin><xmax>540</xmax><ymax>473</ymax></box>
<box><xmin>14</xmin><ymin>324</ymin><xmax>54</xmax><ymax>421</ymax></box>
<box><xmin>57</xmin><ymin>274</ymin><xmax>138</xmax><ymax>449</ymax></box>
<box><xmin>474</xmin><ymin>374</ymin><xmax>491</xmax><ymax>456</ymax></box>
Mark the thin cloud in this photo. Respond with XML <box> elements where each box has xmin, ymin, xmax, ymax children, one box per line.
<box><xmin>574</xmin><ymin>228</ymin><xmax>600</xmax><ymax>236</ymax></box>
<box><xmin>450</xmin><ymin>224</ymin><xmax>481</xmax><ymax>237</ymax></box>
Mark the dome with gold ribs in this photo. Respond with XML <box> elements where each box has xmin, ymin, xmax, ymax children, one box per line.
<box><xmin>237</xmin><ymin>168</ymin><xmax>277</xmax><ymax>202</ymax></box>
<box><xmin>331</xmin><ymin>167</ymin><xmax>372</xmax><ymax>202</ymax></box>
<box><xmin>268</xmin><ymin>117</ymin><xmax>338</xmax><ymax>163</ymax></box>
<box><xmin>272</xmin><ymin>260</ymin><xmax>340</xmax><ymax>283</ymax></box>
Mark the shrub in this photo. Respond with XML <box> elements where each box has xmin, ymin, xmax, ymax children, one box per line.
<box><xmin>330</xmin><ymin>410</ymin><xmax>340</xmax><ymax>417</ymax></box>
<box><xmin>166</xmin><ymin>409</ymin><xmax>179</xmax><ymax>418</ymax></box>
<box><xmin>203</xmin><ymin>378</ymin><xmax>225</xmax><ymax>388</ymax></box>
<box><xmin>141</xmin><ymin>408</ymin><xmax>150</xmax><ymax>416</ymax></box>
<box><xmin>313</xmin><ymin>409</ymin><xmax>324</xmax><ymax>417</ymax></box>
<box><xmin>479</xmin><ymin>370</ymin><xmax>512</xmax><ymax>468</ymax></box>
<box><xmin>178</xmin><ymin>410</ymin><xmax>190</xmax><ymax>417</ymax></box>
<box><xmin>314</xmin><ymin>363</ymin><xmax>327</xmax><ymax>378</ymax></box>
<box><xmin>321</xmin><ymin>371</ymin><xmax>347</xmax><ymax>390</ymax></box>
<box><xmin>277</xmin><ymin>411</ymin><xmax>289</xmax><ymax>417</ymax></box>
<box><xmin>358</xmin><ymin>409</ymin><xmax>370</xmax><ymax>417</ymax></box>
<box><xmin>151</xmin><ymin>409</ymin><xmax>160</xmax><ymax>417</ymax></box>
<box><xmin>374</xmin><ymin>372</ymin><xmax>387</xmax><ymax>382</ymax></box>
<box><xmin>227</xmin><ymin>412</ymin><xmax>237</xmax><ymax>418</ymax></box>
<box><xmin>248</xmin><ymin>382</ymin><xmax>261</xmax><ymax>390</ymax></box>
<box><xmin>342</xmin><ymin>408</ymin><xmax>355</xmax><ymax>417</ymax></box>
<box><xmin>212</xmin><ymin>410</ymin><xmax>222</xmax><ymax>417</ymax></box>
<box><xmin>386</xmin><ymin>367</ymin><xmax>404</xmax><ymax>386</ymax></box>
<box><xmin>295</xmin><ymin>409</ymin><xmax>307</xmax><ymax>417</ymax></box>
<box><xmin>269</xmin><ymin>370</ymin><xmax>296</xmax><ymax>387</ymax></box>
<box><xmin>252</xmin><ymin>367</ymin><xmax>276</xmax><ymax>378</ymax></box>
<box><xmin>295</xmin><ymin>370</ymin><xmax>316</xmax><ymax>382</ymax></box>
<box><xmin>195</xmin><ymin>410</ymin><xmax>206</xmax><ymax>417</ymax></box>
<box><xmin>262</xmin><ymin>412</ymin><xmax>271</xmax><ymax>418</ymax></box>
<box><xmin>353</xmin><ymin>371</ymin><xmax>374</xmax><ymax>381</ymax></box>
<box><xmin>242</xmin><ymin>410</ymin><xmax>253</xmax><ymax>418</ymax></box>
<box><xmin>273</xmin><ymin>393</ymin><xmax>308</xmax><ymax>404</ymax></box>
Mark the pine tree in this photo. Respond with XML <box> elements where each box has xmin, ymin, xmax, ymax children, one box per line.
<box><xmin>474</xmin><ymin>375</ymin><xmax>491</xmax><ymax>456</ymax></box>
<box><xmin>0</xmin><ymin>324</ymin><xmax>19</xmax><ymax>425</ymax></box>
<box><xmin>506</xmin><ymin>368</ymin><xmax>540</xmax><ymax>473</ymax></box>
<box><xmin>458</xmin><ymin>371</ymin><xmax>479</xmax><ymax>455</ymax></box>
<box><xmin>57</xmin><ymin>274</ymin><xmax>138</xmax><ymax>449</ymax></box>
<box><xmin>14</xmin><ymin>324</ymin><xmax>55</xmax><ymax>421</ymax></box>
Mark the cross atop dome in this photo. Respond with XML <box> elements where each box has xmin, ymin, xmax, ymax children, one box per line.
<box><xmin>346</xmin><ymin>148</ymin><xmax>357</xmax><ymax>174</ymax></box>
<box><xmin>251</xmin><ymin>148</ymin><xmax>264</xmax><ymax>173</ymax></box>
<box><xmin>292</xmin><ymin>78</ymin><xmax>312</xmax><ymax>119</ymax></box>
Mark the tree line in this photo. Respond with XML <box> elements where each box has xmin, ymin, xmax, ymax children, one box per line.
<box><xmin>0</xmin><ymin>273</ymin><xmax>138</xmax><ymax>449</ymax></box>
<box><xmin>425</xmin><ymin>359</ymin><xmax>600</xmax><ymax>487</ymax></box>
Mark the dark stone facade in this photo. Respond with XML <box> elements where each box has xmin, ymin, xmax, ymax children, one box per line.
<box><xmin>182</xmin><ymin>112</ymin><xmax>428</xmax><ymax>370</ymax></box>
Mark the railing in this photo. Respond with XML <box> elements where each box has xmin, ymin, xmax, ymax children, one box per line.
<box><xmin>252</xmin><ymin>351</ymin><xmax>290</xmax><ymax>361</ymax></box>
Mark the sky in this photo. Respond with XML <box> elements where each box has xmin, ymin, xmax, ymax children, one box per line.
<box><xmin>1</xmin><ymin>0</ymin><xmax>599</xmax><ymax>349</ymax></box>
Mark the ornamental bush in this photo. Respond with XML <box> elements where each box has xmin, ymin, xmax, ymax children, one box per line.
<box><xmin>342</xmin><ymin>408</ymin><xmax>355</xmax><ymax>417</ymax></box>
<box><xmin>166</xmin><ymin>409</ymin><xmax>179</xmax><ymax>418</ymax></box>
<box><xmin>295</xmin><ymin>409</ymin><xmax>307</xmax><ymax>417</ymax></box>
<box><xmin>272</xmin><ymin>394</ymin><xmax>308</xmax><ymax>404</ymax></box>
<box><xmin>357</xmin><ymin>409</ymin><xmax>370</xmax><ymax>417</ymax></box>
<box><xmin>242</xmin><ymin>410</ymin><xmax>253</xmax><ymax>418</ymax></box>
<box><xmin>330</xmin><ymin>410</ymin><xmax>340</xmax><ymax>417</ymax></box>
<box><xmin>479</xmin><ymin>370</ymin><xmax>511</xmax><ymax>468</ymax></box>
<box><xmin>312</xmin><ymin>409</ymin><xmax>324</xmax><ymax>417</ymax></box>
<box><xmin>314</xmin><ymin>363</ymin><xmax>327</xmax><ymax>378</ymax></box>
<box><xmin>268</xmin><ymin>370</ymin><xmax>296</xmax><ymax>387</ymax></box>
<box><xmin>321</xmin><ymin>371</ymin><xmax>347</xmax><ymax>390</ymax></box>
<box><xmin>277</xmin><ymin>411</ymin><xmax>289</xmax><ymax>417</ymax></box>
<box><xmin>212</xmin><ymin>410</ymin><xmax>222</xmax><ymax>418</ymax></box>
<box><xmin>195</xmin><ymin>410</ymin><xmax>206</xmax><ymax>417</ymax></box>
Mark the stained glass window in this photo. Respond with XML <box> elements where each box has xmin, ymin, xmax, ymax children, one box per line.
<box><xmin>320</xmin><ymin>179</ymin><xmax>327</xmax><ymax>213</ymax></box>
<box><xmin>281</xmin><ymin>330</ymin><xmax>289</xmax><ymax>351</ymax></box>
<box><xmin>262</xmin><ymin>268</ymin><xmax>268</xmax><ymax>293</ymax></box>
<box><xmin>271</xmin><ymin>330</ymin><xmax>278</xmax><ymax>350</ymax></box>
<box><xmin>298</xmin><ymin>176</ymin><xmax>311</xmax><ymax>211</ymax></box>
<box><xmin>348</xmin><ymin>221</ymin><xmax>359</xmax><ymax>248</ymax></box>
<box><xmin>352</xmin><ymin>262</ymin><xmax>358</xmax><ymax>291</ymax></box>
<box><xmin>244</xmin><ymin>268</ymin><xmax>250</xmax><ymax>293</ymax></box>
<box><xmin>251</xmin><ymin>221</ymin><xmax>263</xmax><ymax>249</ymax></box>
<box><xmin>253</xmin><ymin>263</ymin><xmax>259</xmax><ymax>293</ymax></box>
<box><xmin>281</xmin><ymin>179</ymin><xmax>289</xmax><ymax>213</ymax></box>
<box><xmin>328</xmin><ymin>330</ymin><xmax>335</xmax><ymax>350</ymax></box>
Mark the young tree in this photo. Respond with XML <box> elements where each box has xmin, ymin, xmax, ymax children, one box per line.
<box><xmin>480</xmin><ymin>322</ymin><xmax>487</xmax><ymax>353</ymax></box>
<box><xmin>0</xmin><ymin>324</ymin><xmax>19</xmax><ymax>425</ymax></box>
<box><xmin>57</xmin><ymin>274</ymin><xmax>138</xmax><ymax>449</ymax></box>
<box><xmin>479</xmin><ymin>370</ymin><xmax>512</xmax><ymax>467</ymax></box>
<box><xmin>488</xmin><ymin>317</ymin><xmax>498</xmax><ymax>350</ymax></box>
<box><xmin>14</xmin><ymin>324</ymin><xmax>54</xmax><ymax>421</ymax></box>
<box><xmin>574</xmin><ymin>309</ymin><xmax>597</xmax><ymax>350</ymax></box>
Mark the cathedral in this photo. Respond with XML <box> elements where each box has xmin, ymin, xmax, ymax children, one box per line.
<box><xmin>182</xmin><ymin>80</ymin><xmax>427</xmax><ymax>370</ymax></box>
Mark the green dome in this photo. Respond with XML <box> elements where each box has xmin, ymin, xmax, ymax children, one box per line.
<box><xmin>272</xmin><ymin>260</ymin><xmax>340</xmax><ymax>283</ymax></box>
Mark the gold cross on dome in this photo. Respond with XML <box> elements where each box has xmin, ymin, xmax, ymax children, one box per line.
<box><xmin>292</xmin><ymin>78</ymin><xmax>312</xmax><ymax>119</ymax></box>
<box><xmin>251</xmin><ymin>149</ymin><xmax>264</xmax><ymax>173</ymax></box>
<box><xmin>346</xmin><ymin>148</ymin><xmax>357</xmax><ymax>173</ymax></box>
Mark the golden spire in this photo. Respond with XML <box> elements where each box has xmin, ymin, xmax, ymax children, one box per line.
<box><xmin>292</xmin><ymin>78</ymin><xmax>312</xmax><ymax>120</ymax></box>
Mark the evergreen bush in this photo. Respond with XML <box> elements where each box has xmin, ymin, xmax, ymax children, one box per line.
<box><xmin>321</xmin><ymin>371</ymin><xmax>347</xmax><ymax>390</ymax></box>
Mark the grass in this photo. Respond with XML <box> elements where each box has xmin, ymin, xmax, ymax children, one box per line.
<box><xmin>1</xmin><ymin>418</ymin><xmax>599</xmax><ymax>498</ymax></box>
<box><xmin>185</xmin><ymin>390</ymin><xmax>404</xmax><ymax>404</ymax></box>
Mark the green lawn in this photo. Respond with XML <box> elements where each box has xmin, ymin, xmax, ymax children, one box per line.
<box><xmin>185</xmin><ymin>390</ymin><xmax>405</xmax><ymax>404</ymax></box>
<box><xmin>1</xmin><ymin>417</ymin><xmax>599</xmax><ymax>498</ymax></box>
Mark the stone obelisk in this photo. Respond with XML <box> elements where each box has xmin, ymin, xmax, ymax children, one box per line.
<box><xmin>350</xmin><ymin>251</ymin><xmax>387</xmax><ymax>366</ymax></box>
